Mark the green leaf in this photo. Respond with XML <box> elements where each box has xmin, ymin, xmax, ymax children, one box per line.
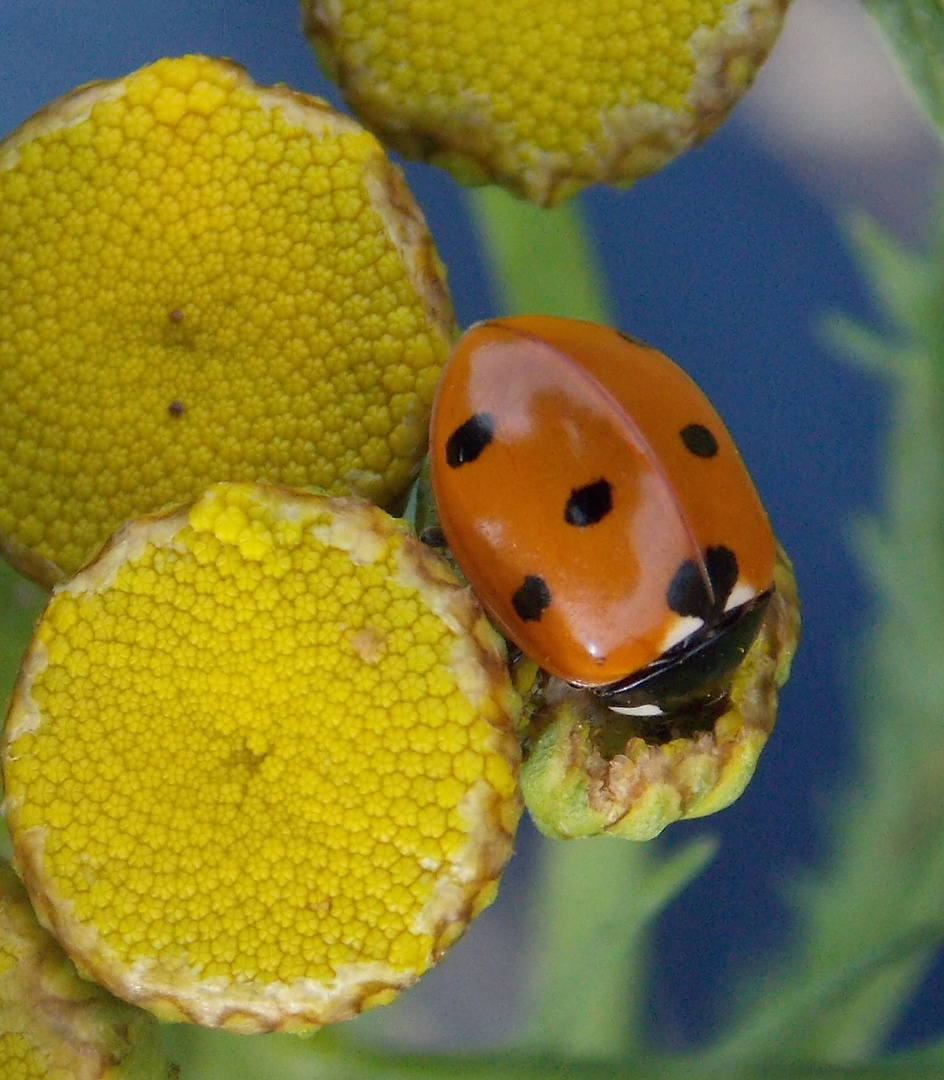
<box><xmin>841</xmin><ymin>216</ymin><xmax>936</xmax><ymax>342</ymax></box>
<box><xmin>705</xmin><ymin>922</ymin><xmax>944</xmax><ymax>1072</ymax></box>
<box><xmin>713</xmin><ymin>189</ymin><xmax>944</xmax><ymax>1066</ymax></box>
<box><xmin>823</xmin><ymin>314</ymin><xmax>913</xmax><ymax>376</ymax></box>
<box><xmin>861</xmin><ymin>0</ymin><xmax>944</xmax><ymax>142</ymax></box>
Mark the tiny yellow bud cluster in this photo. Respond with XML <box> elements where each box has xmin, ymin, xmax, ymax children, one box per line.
<box><xmin>0</xmin><ymin>859</ymin><xmax>166</xmax><ymax>1079</ymax></box>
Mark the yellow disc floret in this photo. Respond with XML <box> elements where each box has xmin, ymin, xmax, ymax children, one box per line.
<box><xmin>2</xmin><ymin>483</ymin><xmax>521</xmax><ymax>1032</ymax></box>
<box><xmin>0</xmin><ymin>55</ymin><xmax>455</xmax><ymax>587</ymax></box>
<box><xmin>0</xmin><ymin>859</ymin><xmax>167</xmax><ymax>1080</ymax></box>
<box><xmin>303</xmin><ymin>0</ymin><xmax>790</xmax><ymax>204</ymax></box>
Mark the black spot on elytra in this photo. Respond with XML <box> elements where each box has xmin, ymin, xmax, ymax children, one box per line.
<box><xmin>680</xmin><ymin>423</ymin><xmax>718</xmax><ymax>458</ymax></box>
<box><xmin>705</xmin><ymin>545</ymin><xmax>739</xmax><ymax>607</ymax></box>
<box><xmin>167</xmin><ymin>400</ymin><xmax>185</xmax><ymax>418</ymax></box>
<box><xmin>446</xmin><ymin>413</ymin><xmax>494</xmax><ymax>468</ymax></box>
<box><xmin>512</xmin><ymin>575</ymin><xmax>552</xmax><ymax>622</ymax></box>
<box><xmin>666</xmin><ymin>545</ymin><xmax>739</xmax><ymax>621</ymax></box>
<box><xmin>565</xmin><ymin>478</ymin><xmax>613</xmax><ymax>527</ymax></box>
<box><xmin>666</xmin><ymin>561</ymin><xmax>709</xmax><ymax>620</ymax></box>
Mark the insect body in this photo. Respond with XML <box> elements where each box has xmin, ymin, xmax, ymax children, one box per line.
<box><xmin>429</xmin><ymin>315</ymin><xmax>776</xmax><ymax>719</ymax></box>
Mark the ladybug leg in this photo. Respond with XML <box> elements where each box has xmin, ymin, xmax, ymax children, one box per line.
<box><xmin>504</xmin><ymin>640</ymin><xmax>523</xmax><ymax>665</ymax></box>
<box><xmin>419</xmin><ymin>525</ymin><xmax>446</xmax><ymax>547</ymax></box>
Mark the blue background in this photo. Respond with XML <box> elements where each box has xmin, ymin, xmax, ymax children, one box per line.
<box><xmin>1</xmin><ymin>0</ymin><xmax>930</xmax><ymax>1055</ymax></box>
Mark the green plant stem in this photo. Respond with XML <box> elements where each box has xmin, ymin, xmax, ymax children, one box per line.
<box><xmin>517</xmin><ymin>836</ymin><xmax>716</xmax><ymax>1058</ymax></box>
<box><xmin>466</xmin><ymin>187</ymin><xmax>637</xmax><ymax>1057</ymax></box>
<box><xmin>162</xmin><ymin>1023</ymin><xmax>944</xmax><ymax>1080</ymax></box>
<box><xmin>467</xmin><ymin>187</ymin><xmax>610</xmax><ymax>321</ymax></box>
<box><xmin>464</xmin><ymin>186</ymin><xmax>720</xmax><ymax>1060</ymax></box>
<box><xmin>303</xmin><ymin>1040</ymin><xmax>944</xmax><ymax>1080</ymax></box>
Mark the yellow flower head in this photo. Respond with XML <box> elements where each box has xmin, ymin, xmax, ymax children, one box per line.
<box><xmin>0</xmin><ymin>859</ymin><xmax>167</xmax><ymax>1080</ymax></box>
<box><xmin>0</xmin><ymin>55</ymin><xmax>455</xmax><ymax>587</ymax></box>
<box><xmin>519</xmin><ymin>549</ymin><xmax>799</xmax><ymax>840</ymax></box>
<box><xmin>2</xmin><ymin>483</ymin><xmax>521</xmax><ymax>1032</ymax></box>
<box><xmin>302</xmin><ymin>0</ymin><xmax>790</xmax><ymax>205</ymax></box>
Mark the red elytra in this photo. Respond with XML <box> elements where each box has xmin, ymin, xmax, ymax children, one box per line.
<box><xmin>429</xmin><ymin>316</ymin><xmax>776</xmax><ymax>710</ymax></box>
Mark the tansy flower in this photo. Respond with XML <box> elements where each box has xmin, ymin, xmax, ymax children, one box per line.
<box><xmin>2</xmin><ymin>483</ymin><xmax>521</xmax><ymax>1032</ymax></box>
<box><xmin>302</xmin><ymin>0</ymin><xmax>791</xmax><ymax>205</ymax></box>
<box><xmin>0</xmin><ymin>858</ymin><xmax>168</xmax><ymax>1079</ymax></box>
<box><xmin>518</xmin><ymin>548</ymin><xmax>799</xmax><ymax>840</ymax></box>
<box><xmin>0</xmin><ymin>55</ymin><xmax>454</xmax><ymax>588</ymax></box>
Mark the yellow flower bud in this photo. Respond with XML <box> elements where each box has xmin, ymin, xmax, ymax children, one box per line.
<box><xmin>3</xmin><ymin>483</ymin><xmax>521</xmax><ymax>1032</ymax></box>
<box><xmin>520</xmin><ymin>547</ymin><xmax>799</xmax><ymax>840</ymax></box>
<box><xmin>0</xmin><ymin>858</ymin><xmax>167</xmax><ymax>1080</ymax></box>
<box><xmin>0</xmin><ymin>56</ymin><xmax>454</xmax><ymax>587</ymax></box>
<box><xmin>303</xmin><ymin>0</ymin><xmax>790</xmax><ymax>205</ymax></box>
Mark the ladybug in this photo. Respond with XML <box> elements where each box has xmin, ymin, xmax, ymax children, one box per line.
<box><xmin>428</xmin><ymin>315</ymin><xmax>777</xmax><ymax>719</ymax></box>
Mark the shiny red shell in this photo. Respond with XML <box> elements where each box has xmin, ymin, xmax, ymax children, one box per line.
<box><xmin>428</xmin><ymin>316</ymin><xmax>776</xmax><ymax>688</ymax></box>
